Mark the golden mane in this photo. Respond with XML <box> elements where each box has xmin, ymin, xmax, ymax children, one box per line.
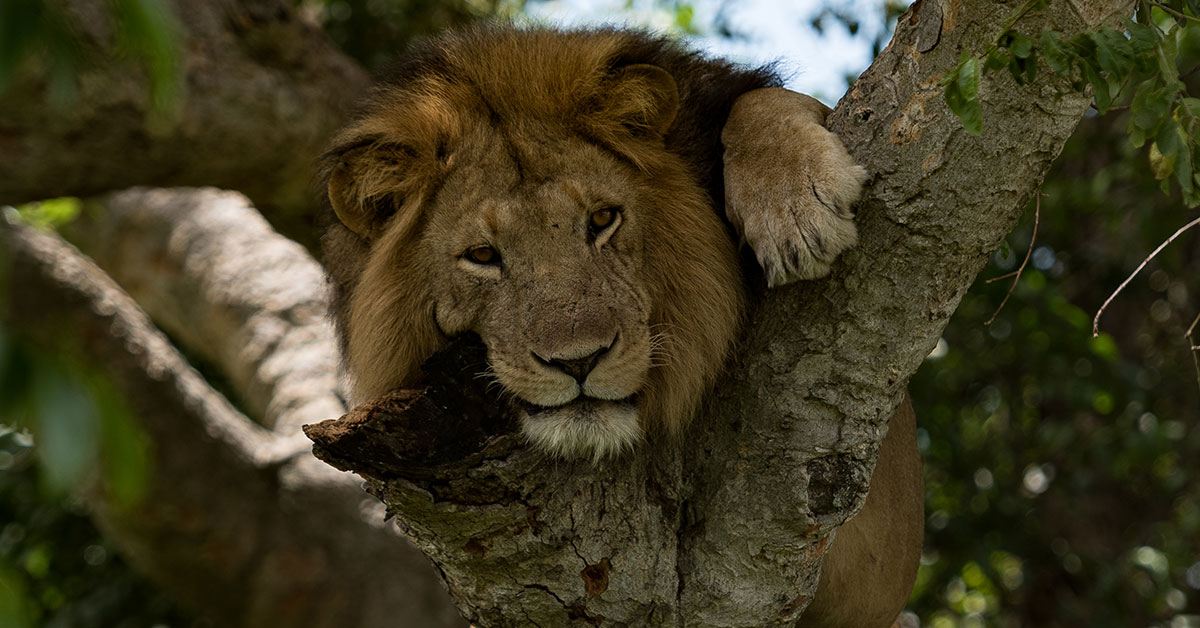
<box><xmin>320</xmin><ymin>25</ymin><xmax>779</xmax><ymax>437</ymax></box>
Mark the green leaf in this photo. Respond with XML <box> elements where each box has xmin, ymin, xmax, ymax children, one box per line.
<box><xmin>33</xmin><ymin>374</ymin><xmax>100</xmax><ymax>495</ymax></box>
<box><xmin>1149</xmin><ymin>117</ymin><xmax>1192</xmax><ymax>198</ymax></box>
<box><xmin>110</xmin><ymin>0</ymin><xmax>183</xmax><ymax>114</ymax></box>
<box><xmin>1126</xmin><ymin>19</ymin><xmax>1161</xmax><ymax>73</ymax></box>
<box><xmin>1009</xmin><ymin>56</ymin><xmax>1037</xmax><ymax>85</ymax></box>
<box><xmin>1089</xmin><ymin>334</ymin><xmax>1119</xmax><ymax>361</ymax></box>
<box><xmin>14</xmin><ymin>197</ymin><xmax>81</xmax><ymax>230</ymax></box>
<box><xmin>1184</xmin><ymin>98</ymin><xmax>1200</xmax><ymax>116</ymax></box>
<box><xmin>1129</xmin><ymin>79</ymin><xmax>1174</xmax><ymax>143</ymax></box>
<box><xmin>943</xmin><ymin>53</ymin><xmax>983</xmax><ymax>135</ymax></box>
<box><xmin>958</xmin><ymin>53</ymin><xmax>981</xmax><ymax>99</ymax></box>
<box><xmin>1090</xmin><ymin>29</ymin><xmax>1135</xmax><ymax>79</ymax></box>
<box><xmin>0</xmin><ymin>568</ymin><xmax>34</xmax><ymax>628</ymax></box>
<box><xmin>1170</xmin><ymin>130</ymin><xmax>1197</xmax><ymax>203</ymax></box>
<box><xmin>1083</xmin><ymin>62</ymin><xmax>1113</xmax><ymax>113</ymax></box>
<box><xmin>1039</xmin><ymin>30</ymin><xmax>1074</xmax><ymax>77</ymax></box>
<box><xmin>985</xmin><ymin>48</ymin><xmax>1009</xmax><ymax>72</ymax></box>
<box><xmin>1008</xmin><ymin>32</ymin><xmax>1034</xmax><ymax>59</ymax></box>
<box><xmin>1130</xmin><ymin>125</ymin><xmax>1146</xmax><ymax>148</ymax></box>
<box><xmin>95</xmin><ymin>384</ymin><xmax>150</xmax><ymax>508</ymax></box>
<box><xmin>1156</xmin><ymin>23</ymin><xmax>1180</xmax><ymax>85</ymax></box>
<box><xmin>673</xmin><ymin>4</ymin><xmax>697</xmax><ymax>34</ymax></box>
<box><xmin>1149</xmin><ymin>141</ymin><xmax>1171</xmax><ymax>181</ymax></box>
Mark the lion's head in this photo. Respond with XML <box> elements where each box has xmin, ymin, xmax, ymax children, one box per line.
<box><xmin>321</xmin><ymin>27</ymin><xmax>777</xmax><ymax>460</ymax></box>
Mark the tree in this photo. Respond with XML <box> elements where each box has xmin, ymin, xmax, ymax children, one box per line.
<box><xmin>0</xmin><ymin>0</ymin><xmax>1156</xmax><ymax>626</ymax></box>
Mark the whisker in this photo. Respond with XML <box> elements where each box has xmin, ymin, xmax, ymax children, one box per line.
<box><xmin>647</xmin><ymin>330</ymin><xmax>674</xmax><ymax>368</ymax></box>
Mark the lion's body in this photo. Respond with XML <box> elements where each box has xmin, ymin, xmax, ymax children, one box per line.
<box><xmin>321</xmin><ymin>25</ymin><xmax>921</xmax><ymax>627</ymax></box>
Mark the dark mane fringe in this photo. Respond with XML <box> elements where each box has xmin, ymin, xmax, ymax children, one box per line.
<box><xmin>319</xmin><ymin>25</ymin><xmax>779</xmax><ymax>373</ymax></box>
<box><xmin>363</xmin><ymin>24</ymin><xmax>781</xmax><ymax>212</ymax></box>
<box><xmin>601</xmin><ymin>31</ymin><xmax>782</xmax><ymax>207</ymax></box>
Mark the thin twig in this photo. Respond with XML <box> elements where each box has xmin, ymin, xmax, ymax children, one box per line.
<box><xmin>1187</xmin><ymin>311</ymin><xmax>1200</xmax><ymax>391</ymax></box>
<box><xmin>986</xmin><ymin>270</ymin><xmax>1020</xmax><ymax>284</ymax></box>
<box><xmin>1191</xmin><ymin>343</ymin><xmax>1200</xmax><ymax>391</ymax></box>
<box><xmin>1186</xmin><ymin>310</ymin><xmax>1200</xmax><ymax>340</ymax></box>
<box><xmin>1151</xmin><ymin>1</ymin><xmax>1200</xmax><ymax>24</ymax></box>
<box><xmin>986</xmin><ymin>192</ymin><xmax>1042</xmax><ymax>326</ymax></box>
<box><xmin>1093</xmin><ymin>215</ymin><xmax>1200</xmax><ymax>336</ymax></box>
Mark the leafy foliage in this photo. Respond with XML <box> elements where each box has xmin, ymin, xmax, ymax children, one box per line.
<box><xmin>944</xmin><ymin>2</ymin><xmax>1200</xmax><ymax>206</ymax></box>
<box><xmin>942</xmin><ymin>52</ymin><xmax>983</xmax><ymax>135</ymax></box>
<box><xmin>306</xmin><ymin>0</ymin><xmax>526</xmax><ymax>69</ymax></box>
<box><xmin>0</xmin><ymin>0</ymin><xmax>182</xmax><ymax>113</ymax></box>
<box><xmin>0</xmin><ymin>330</ymin><xmax>174</xmax><ymax>627</ymax></box>
<box><xmin>912</xmin><ymin>106</ymin><xmax>1200</xmax><ymax>627</ymax></box>
<box><xmin>0</xmin><ymin>0</ymin><xmax>83</xmax><ymax>106</ymax></box>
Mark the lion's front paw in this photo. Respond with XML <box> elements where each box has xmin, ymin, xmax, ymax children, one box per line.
<box><xmin>722</xmin><ymin>89</ymin><xmax>868</xmax><ymax>287</ymax></box>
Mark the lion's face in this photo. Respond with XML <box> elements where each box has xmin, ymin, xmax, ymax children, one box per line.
<box><xmin>424</xmin><ymin>127</ymin><xmax>658</xmax><ymax>458</ymax></box>
<box><xmin>322</xmin><ymin>28</ymin><xmax>748</xmax><ymax>460</ymax></box>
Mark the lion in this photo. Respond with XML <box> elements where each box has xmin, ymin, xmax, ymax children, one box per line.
<box><xmin>320</xmin><ymin>25</ymin><xmax>922</xmax><ymax>628</ymax></box>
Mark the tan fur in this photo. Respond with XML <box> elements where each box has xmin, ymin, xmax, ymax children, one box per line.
<box><xmin>322</xmin><ymin>28</ymin><xmax>923</xmax><ymax>626</ymax></box>
<box><xmin>722</xmin><ymin>88</ymin><xmax>867</xmax><ymax>286</ymax></box>
<box><xmin>799</xmin><ymin>396</ymin><xmax>924</xmax><ymax>628</ymax></box>
<box><xmin>324</xmin><ymin>28</ymin><xmax>745</xmax><ymax>456</ymax></box>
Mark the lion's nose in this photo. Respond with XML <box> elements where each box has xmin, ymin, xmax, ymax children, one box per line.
<box><xmin>535</xmin><ymin>344</ymin><xmax>612</xmax><ymax>385</ymax></box>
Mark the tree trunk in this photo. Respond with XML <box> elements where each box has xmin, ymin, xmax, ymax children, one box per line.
<box><xmin>0</xmin><ymin>0</ymin><xmax>368</xmax><ymax>242</ymax></box>
<box><xmin>307</xmin><ymin>1</ymin><xmax>1133</xmax><ymax>626</ymax></box>
<box><xmin>0</xmin><ymin>198</ymin><xmax>465</xmax><ymax>628</ymax></box>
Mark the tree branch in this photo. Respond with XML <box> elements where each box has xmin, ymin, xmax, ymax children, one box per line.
<box><xmin>0</xmin><ymin>0</ymin><xmax>368</xmax><ymax>238</ymax></box>
<box><xmin>0</xmin><ymin>213</ymin><xmax>465</xmax><ymax>628</ymax></box>
<box><xmin>306</xmin><ymin>1</ymin><xmax>1135</xmax><ymax>626</ymax></box>
<box><xmin>66</xmin><ymin>187</ymin><xmax>344</xmax><ymax>434</ymax></box>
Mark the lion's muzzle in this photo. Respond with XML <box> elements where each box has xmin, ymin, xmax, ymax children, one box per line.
<box><xmin>519</xmin><ymin>398</ymin><xmax>642</xmax><ymax>462</ymax></box>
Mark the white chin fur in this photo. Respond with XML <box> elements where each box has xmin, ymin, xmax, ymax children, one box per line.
<box><xmin>520</xmin><ymin>400</ymin><xmax>641</xmax><ymax>463</ymax></box>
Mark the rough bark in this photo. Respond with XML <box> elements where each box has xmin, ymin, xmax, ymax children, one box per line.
<box><xmin>0</xmin><ymin>209</ymin><xmax>465</xmax><ymax>628</ymax></box>
<box><xmin>0</xmin><ymin>0</ymin><xmax>368</xmax><ymax>237</ymax></box>
<box><xmin>66</xmin><ymin>187</ymin><xmax>343</xmax><ymax>434</ymax></box>
<box><xmin>305</xmin><ymin>1</ymin><xmax>1134</xmax><ymax>627</ymax></box>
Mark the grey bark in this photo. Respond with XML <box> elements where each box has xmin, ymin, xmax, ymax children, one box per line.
<box><xmin>0</xmin><ymin>207</ymin><xmax>465</xmax><ymax>628</ymax></box>
<box><xmin>307</xmin><ymin>1</ymin><xmax>1134</xmax><ymax>627</ymax></box>
<box><xmin>0</xmin><ymin>0</ymin><xmax>368</xmax><ymax>238</ymax></box>
<box><xmin>67</xmin><ymin>187</ymin><xmax>343</xmax><ymax>434</ymax></box>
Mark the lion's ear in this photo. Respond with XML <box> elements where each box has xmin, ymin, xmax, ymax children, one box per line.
<box><xmin>605</xmin><ymin>64</ymin><xmax>679</xmax><ymax>137</ymax></box>
<box><xmin>326</xmin><ymin>142</ymin><xmax>418</xmax><ymax>239</ymax></box>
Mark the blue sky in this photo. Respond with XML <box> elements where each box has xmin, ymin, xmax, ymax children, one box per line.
<box><xmin>522</xmin><ymin>0</ymin><xmax>884</xmax><ymax>104</ymax></box>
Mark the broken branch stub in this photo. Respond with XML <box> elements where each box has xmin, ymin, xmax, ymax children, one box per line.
<box><xmin>303</xmin><ymin>335</ymin><xmax>688</xmax><ymax>627</ymax></box>
<box><xmin>304</xmin><ymin>334</ymin><xmax>520</xmax><ymax>476</ymax></box>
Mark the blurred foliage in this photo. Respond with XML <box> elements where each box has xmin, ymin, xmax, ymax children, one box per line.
<box><xmin>301</xmin><ymin>0</ymin><xmax>527</xmax><ymax>69</ymax></box>
<box><xmin>944</xmin><ymin>1</ymin><xmax>1200</xmax><ymax>208</ymax></box>
<box><xmin>911</xmin><ymin>93</ymin><xmax>1200</xmax><ymax>628</ymax></box>
<box><xmin>11</xmin><ymin>198</ymin><xmax>82</xmax><ymax>232</ymax></box>
<box><xmin>0</xmin><ymin>428</ymin><xmax>187</xmax><ymax>628</ymax></box>
<box><xmin>0</xmin><ymin>0</ymin><xmax>81</xmax><ymax>106</ymax></box>
<box><xmin>0</xmin><ymin>325</ymin><xmax>169</xmax><ymax>626</ymax></box>
<box><xmin>918</xmin><ymin>3</ymin><xmax>1200</xmax><ymax>624</ymax></box>
<box><xmin>0</xmin><ymin>200</ymin><xmax>162</xmax><ymax>625</ymax></box>
<box><xmin>0</xmin><ymin>0</ymin><xmax>182</xmax><ymax>113</ymax></box>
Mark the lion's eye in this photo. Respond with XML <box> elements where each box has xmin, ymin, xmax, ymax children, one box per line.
<box><xmin>588</xmin><ymin>206</ymin><xmax>620</xmax><ymax>236</ymax></box>
<box><xmin>465</xmin><ymin>245</ymin><xmax>500</xmax><ymax>265</ymax></box>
